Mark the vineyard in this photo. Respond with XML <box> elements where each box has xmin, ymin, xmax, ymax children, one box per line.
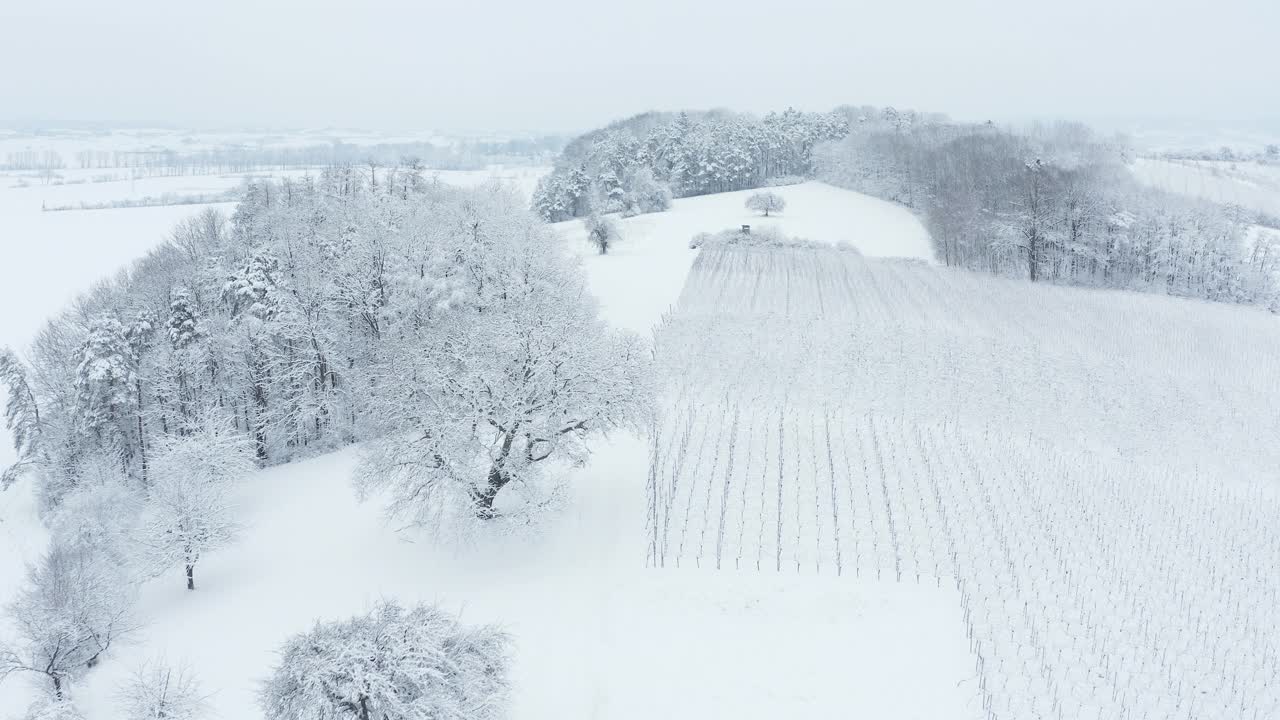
<box><xmin>649</xmin><ymin>245</ymin><xmax>1280</xmax><ymax>719</ymax></box>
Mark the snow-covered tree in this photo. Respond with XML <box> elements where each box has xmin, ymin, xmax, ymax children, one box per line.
<box><xmin>259</xmin><ymin>602</ymin><xmax>510</xmax><ymax>720</ymax></box>
<box><xmin>223</xmin><ymin>253</ymin><xmax>285</xmax><ymax>460</ymax></box>
<box><xmin>357</xmin><ymin>212</ymin><xmax>651</xmax><ymax>525</ymax></box>
<box><xmin>224</xmin><ymin>254</ymin><xmax>283</xmax><ymax>321</ymax></box>
<box><xmin>582</xmin><ymin>213</ymin><xmax>621</xmax><ymax>255</ymax></box>
<box><xmin>48</xmin><ymin>473</ymin><xmax>142</xmax><ymax>566</ymax></box>
<box><xmin>137</xmin><ymin>414</ymin><xmax>252</xmax><ymax>590</ymax></box>
<box><xmin>0</xmin><ymin>543</ymin><xmax>138</xmax><ymax>699</ymax></box>
<box><xmin>1</xmin><ymin>347</ymin><xmax>43</xmax><ymax>489</ymax></box>
<box><xmin>621</xmin><ymin>168</ymin><xmax>672</xmax><ymax>217</ymax></box>
<box><xmin>74</xmin><ymin>315</ymin><xmax>137</xmax><ymax>457</ymax></box>
<box><xmin>167</xmin><ymin>289</ymin><xmax>202</xmax><ymax>350</ymax></box>
<box><xmin>117</xmin><ymin>660</ymin><xmax>209</xmax><ymax>720</ymax></box>
<box><xmin>745</xmin><ymin>191</ymin><xmax>786</xmax><ymax>217</ymax></box>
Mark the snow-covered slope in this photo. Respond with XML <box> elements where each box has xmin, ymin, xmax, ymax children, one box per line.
<box><xmin>557</xmin><ymin>181</ymin><xmax>932</xmax><ymax>333</ymax></box>
<box><xmin>651</xmin><ymin>245</ymin><xmax>1280</xmax><ymax>717</ymax></box>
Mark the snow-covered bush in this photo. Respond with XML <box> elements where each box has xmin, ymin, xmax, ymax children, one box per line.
<box><xmin>137</xmin><ymin>414</ymin><xmax>253</xmax><ymax>590</ymax></box>
<box><xmin>621</xmin><ymin>168</ymin><xmax>672</xmax><ymax>217</ymax></box>
<box><xmin>0</xmin><ymin>543</ymin><xmax>139</xmax><ymax>699</ymax></box>
<box><xmin>117</xmin><ymin>660</ymin><xmax>209</xmax><ymax>720</ymax></box>
<box><xmin>583</xmin><ymin>213</ymin><xmax>621</xmax><ymax>255</ymax></box>
<box><xmin>23</xmin><ymin>698</ymin><xmax>85</xmax><ymax>720</ymax></box>
<box><xmin>48</xmin><ymin>474</ymin><xmax>142</xmax><ymax>566</ymax></box>
<box><xmin>259</xmin><ymin>602</ymin><xmax>510</xmax><ymax>720</ymax></box>
<box><xmin>690</xmin><ymin>226</ymin><xmax>860</xmax><ymax>253</ymax></box>
<box><xmin>745</xmin><ymin>191</ymin><xmax>786</xmax><ymax>217</ymax></box>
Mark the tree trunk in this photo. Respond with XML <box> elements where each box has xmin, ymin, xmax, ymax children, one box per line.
<box><xmin>136</xmin><ymin>379</ymin><xmax>147</xmax><ymax>484</ymax></box>
<box><xmin>473</xmin><ymin>432</ymin><xmax>516</xmax><ymax>518</ymax></box>
<box><xmin>474</xmin><ymin>463</ymin><xmax>511</xmax><ymax>519</ymax></box>
<box><xmin>1028</xmin><ymin>230</ymin><xmax>1040</xmax><ymax>282</ymax></box>
<box><xmin>186</xmin><ymin>563</ymin><xmax>195</xmax><ymax>591</ymax></box>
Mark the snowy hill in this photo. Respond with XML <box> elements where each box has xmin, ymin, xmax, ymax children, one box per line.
<box><xmin>4</xmin><ymin>178</ymin><xmax>1279</xmax><ymax>720</ymax></box>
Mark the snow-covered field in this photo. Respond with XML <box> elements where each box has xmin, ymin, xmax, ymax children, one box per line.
<box><xmin>557</xmin><ymin>181</ymin><xmax>932</xmax><ymax>333</ymax></box>
<box><xmin>1131</xmin><ymin>157</ymin><xmax>1280</xmax><ymax>217</ymax></box>
<box><xmin>653</xmin><ymin>245</ymin><xmax>1280</xmax><ymax>718</ymax></box>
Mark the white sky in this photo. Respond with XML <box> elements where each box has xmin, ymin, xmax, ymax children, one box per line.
<box><xmin>2</xmin><ymin>0</ymin><xmax>1277</xmax><ymax>132</ymax></box>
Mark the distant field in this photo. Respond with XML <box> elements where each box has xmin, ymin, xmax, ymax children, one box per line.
<box><xmin>651</xmin><ymin>245</ymin><xmax>1280</xmax><ymax>719</ymax></box>
<box><xmin>1131</xmin><ymin>157</ymin><xmax>1280</xmax><ymax>216</ymax></box>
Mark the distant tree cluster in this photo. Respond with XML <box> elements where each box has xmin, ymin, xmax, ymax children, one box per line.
<box><xmin>4</xmin><ymin>135</ymin><xmax>567</xmax><ymax>178</ymax></box>
<box><xmin>815</xmin><ymin>107</ymin><xmax>1280</xmax><ymax>309</ymax></box>
<box><xmin>532</xmin><ymin>108</ymin><xmax>847</xmax><ymax>221</ymax></box>
<box><xmin>1154</xmin><ymin>144</ymin><xmax>1280</xmax><ymax>164</ymax></box>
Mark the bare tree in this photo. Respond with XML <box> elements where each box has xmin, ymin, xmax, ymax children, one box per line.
<box><xmin>0</xmin><ymin>544</ymin><xmax>139</xmax><ymax>699</ymax></box>
<box><xmin>117</xmin><ymin>660</ymin><xmax>209</xmax><ymax>720</ymax></box>
<box><xmin>745</xmin><ymin>191</ymin><xmax>786</xmax><ymax>217</ymax></box>
<box><xmin>583</xmin><ymin>213</ymin><xmax>621</xmax><ymax>255</ymax></box>
<box><xmin>137</xmin><ymin>414</ymin><xmax>252</xmax><ymax>590</ymax></box>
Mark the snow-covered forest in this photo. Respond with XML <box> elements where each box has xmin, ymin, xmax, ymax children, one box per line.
<box><xmin>531</xmin><ymin>109</ymin><xmax>848</xmax><ymax>221</ymax></box>
<box><xmin>2</xmin><ymin>168</ymin><xmax>648</xmax><ymax>520</ymax></box>
<box><xmin>814</xmin><ymin>108</ymin><xmax>1280</xmax><ymax>308</ymax></box>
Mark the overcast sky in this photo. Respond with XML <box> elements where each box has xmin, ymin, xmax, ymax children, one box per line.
<box><xmin>2</xmin><ymin>0</ymin><xmax>1276</xmax><ymax>133</ymax></box>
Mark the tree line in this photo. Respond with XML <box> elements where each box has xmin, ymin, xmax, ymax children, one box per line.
<box><xmin>3</xmin><ymin>134</ymin><xmax>567</xmax><ymax>177</ymax></box>
<box><xmin>532</xmin><ymin>108</ymin><xmax>848</xmax><ymax>222</ymax></box>
<box><xmin>814</xmin><ymin>107</ymin><xmax>1280</xmax><ymax>309</ymax></box>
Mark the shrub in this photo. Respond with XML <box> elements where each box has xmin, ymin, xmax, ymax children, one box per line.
<box><xmin>260</xmin><ymin>602</ymin><xmax>510</xmax><ymax>720</ymax></box>
<box><xmin>583</xmin><ymin>213</ymin><xmax>621</xmax><ymax>255</ymax></box>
